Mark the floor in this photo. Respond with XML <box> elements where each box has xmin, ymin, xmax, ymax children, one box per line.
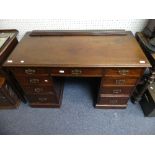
<box><xmin>0</xmin><ymin>78</ymin><xmax>155</xmax><ymax>135</ymax></box>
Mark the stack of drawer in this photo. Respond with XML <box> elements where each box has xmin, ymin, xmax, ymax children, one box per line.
<box><xmin>0</xmin><ymin>76</ymin><xmax>20</xmax><ymax>108</ymax></box>
<box><xmin>10</xmin><ymin>67</ymin><xmax>64</xmax><ymax>108</ymax></box>
<box><xmin>96</xmin><ymin>68</ymin><xmax>144</xmax><ymax>108</ymax></box>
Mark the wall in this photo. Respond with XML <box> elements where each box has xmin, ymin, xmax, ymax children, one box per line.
<box><xmin>0</xmin><ymin>19</ymin><xmax>148</xmax><ymax>40</ymax></box>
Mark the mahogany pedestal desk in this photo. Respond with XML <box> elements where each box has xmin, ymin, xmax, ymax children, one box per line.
<box><xmin>3</xmin><ymin>30</ymin><xmax>151</xmax><ymax>109</ymax></box>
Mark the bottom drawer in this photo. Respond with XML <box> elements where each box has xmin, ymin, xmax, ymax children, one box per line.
<box><xmin>98</xmin><ymin>97</ymin><xmax>129</xmax><ymax>106</ymax></box>
<box><xmin>26</xmin><ymin>94</ymin><xmax>58</xmax><ymax>104</ymax></box>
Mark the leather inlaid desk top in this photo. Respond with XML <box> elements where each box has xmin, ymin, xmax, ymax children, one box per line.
<box><xmin>3</xmin><ymin>31</ymin><xmax>150</xmax><ymax>68</ymax></box>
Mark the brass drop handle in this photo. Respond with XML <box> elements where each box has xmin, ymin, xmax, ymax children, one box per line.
<box><xmin>25</xmin><ymin>69</ymin><xmax>36</xmax><ymax>75</ymax></box>
<box><xmin>113</xmin><ymin>89</ymin><xmax>122</xmax><ymax>94</ymax></box>
<box><xmin>71</xmin><ymin>69</ymin><xmax>82</xmax><ymax>75</ymax></box>
<box><xmin>29</xmin><ymin>78</ymin><xmax>40</xmax><ymax>84</ymax></box>
<box><xmin>118</xmin><ymin>69</ymin><xmax>129</xmax><ymax>75</ymax></box>
<box><xmin>38</xmin><ymin>97</ymin><xmax>47</xmax><ymax>102</ymax></box>
<box><xmin>116</xmin><ymin>79</ymin><xmax>125</xmax><ymax>85</ymax></box>
<box><xmin>110</xmin><ymin>100</ymin><xmax>118</xmax><ymax>104</ymax></box>
<box><xmin>34</xmin><ymin>88</ymin><xmax>43</xmax><ymax>93</ymax></box>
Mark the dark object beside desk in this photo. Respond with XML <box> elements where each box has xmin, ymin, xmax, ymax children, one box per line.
<box><xmin>3</xmin><ymin>30</ymin><xmax>150</xmax><ymax>109</ymax></box>
<box><xmin>0</xmin><ymin>29</ymin><xmax>21</xmax><ymax>108</ymax></box>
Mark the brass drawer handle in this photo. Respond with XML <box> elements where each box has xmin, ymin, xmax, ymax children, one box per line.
<box><xmin>110</xmin><ymin>100</ymin><xmax>118</xmax><ymax>104</ymax></box>
<box><xmin>34</xmin><ymin>88</ymin><xmax>43</xmax><ymax>93</ymax></box>
<box><xmin>25</xmin><ymin>69</ymin><xmax>36</xmax><ymax>75</ymax></box>
<box><xmin>116</xmin><ymin>79</ymin><xmax>125</xmax><ymax>85</ymax></box>
<box><xmin>29</xmin><ymin>78</ymin><xmax>40</xmax><ymax>84</ymax></box>
<box><xmin>118</xmin><ymin>69</ymin><xmax>129</xmax><ymax>75</ymax></box>
<box><xmin>38</xmin><ymin>97</ymin><xmax>47</xmax><ymax>102</ymax></box>
<box><xmin>71</xmin><ymin>69</ymin><xmax>82</xmax><ymax>75</ymax></box>
<box><xmin>113</xmin><ymin>89</ymin><xmax>122</xmax><ymax>94</ymax></box>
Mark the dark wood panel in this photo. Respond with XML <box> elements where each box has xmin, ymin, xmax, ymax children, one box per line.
<box><xmin>30</xmin><ymin>30</ymin><xmax>127</xmax><ymax>36</ymax></box>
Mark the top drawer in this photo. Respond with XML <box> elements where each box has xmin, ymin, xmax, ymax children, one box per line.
<box><xmin>104</xmin><ymin>68</ymin><xmax>144</xmax><ymax>77</ymax></box>
<box><xmin>51</xmin><ymin>68</ymin><xmax>103</xmax><ymax>77</ymax></box>
<box><xmin>10</xmin><ymin>67</ymin><xmax>49</xmax><ymax>76</ymax></box>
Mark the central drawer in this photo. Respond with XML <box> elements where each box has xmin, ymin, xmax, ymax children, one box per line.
<box><xmin>51</xmin><ymin>68</ymin><xmax>103</xmax><ymax>77</ymax></box>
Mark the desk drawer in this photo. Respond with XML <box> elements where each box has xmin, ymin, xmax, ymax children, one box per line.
<box><xmin>98</xmin><ymin>97</ymin><xmax>129</xmax><ymax>105</ymax></box>
<box><xmin>22</xmin><ymin>86</ymin><xmax>54</xmax><ymax>94</ymax></box>
<box><xmin>10</xmin><ymin>67</ymin><xmax>49</xmax><ymax>76</ymax></box>
<box><xmin>104</xmin><ymin>68</ymin><xmax>143</xmax><ymax>77</ymax></box>
<box><xmin>100</xmin><ymin>86</ymin><xmax>134</xmax><ymax>95</ymax></box>
<box><xmin>51</xmin><ymin>68</ymin><xmax>103</xmax><ymax>76</ymax></box>
<box><xmin>102</xmin><ymin>78</ymin><xmax>138</xmax><ymax>86</ymax></box>
<box><xmin>15</xmin><ymin>76</ymin><xmax>52</xmax><ymax>85</ymax></box>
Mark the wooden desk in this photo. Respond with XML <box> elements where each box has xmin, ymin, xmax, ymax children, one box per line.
<box><xmin>3</xmin><ymin>30</ymin><xmax>151</xmax><ymax>109</ymax></box>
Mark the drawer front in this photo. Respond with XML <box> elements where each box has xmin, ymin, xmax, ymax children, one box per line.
<box><xmin>100</xmin><ymin>86</ymin><xmax>134</xmax><ymax>95</ymax></box>
<box><xmin>10</xmin><ymin>67</ymin><xmax>49</xmax><ymax>76</ymax></box>
<box><xmin>51</xmin><ymin>68</ymin><xmax>103</xmax><ymax>76</ymax></box>
<box><xmin>26</xmin><ymin>94</ymin><xmax>57</xmax><ymax>104</ymax></box>
<box><xmin>104</xmin><ymin>68</ymin><xmax>143</xmax><ymax>77</ymax></box>
<box><xmin>22</xmin><ymin>86</ymin><xmax>54</xmax><ymax>94</ymax></box>
<box><xmin>102</xmin><ymin>78</ymin><xmax>138</xmax><ymax>86</ymax></box>
<box><xmin>98</xmin><ymin>97</ymin><xmax>129</xmax><ymax>105</ymax></box>
<box><xmin>15</xmin><ymin>76</ymin><xmax>52</xmax><ymax>85</ymax></box>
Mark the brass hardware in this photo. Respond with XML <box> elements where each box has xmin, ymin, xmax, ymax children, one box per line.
<box><xmin>113</xmin><ymin>89</ymin><xmax>122</xmax><ymax>94</ymax></box>
<box><xmin>34</xmin><ymin>88</ymin><xmax>43</xmax><ymax>93</ymax></box>
<box><xmin>118</xmin><ymin>69</ymin><xmax>129</xmax><ymax>75</ymax></box>
<box><xmin>38</xmin><ymin>97</ymin><xmax>47</xmax><ymax>102</ymax></box>
<box><xmin>29</xmin><ymin>78</ymin><xmax>39</xmax><ymax>84</ymax></box>
<box><xmin>116</xmin><ymin>79</ymin><xmax>125</xmax><ymax>85</ymax></box>
<box><xmin>71</xmin><ymin>69</ymin><xmax>82</xmax><ymax>75</ymax></box>
<box><xmin>110</xmin><ymin>100</ymin><xmax>118</xmax><ymax>104</ymax></box>
<box><xmin>25</xmin><ymin>69</ymin><xmax>36</xmax><ymax>75</ymax></box>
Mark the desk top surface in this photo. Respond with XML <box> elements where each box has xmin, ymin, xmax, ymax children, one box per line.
<box><xmin>4</xmin><ymin>31</ymin><xmax>150</xmax><ymax>68</ymax></box>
